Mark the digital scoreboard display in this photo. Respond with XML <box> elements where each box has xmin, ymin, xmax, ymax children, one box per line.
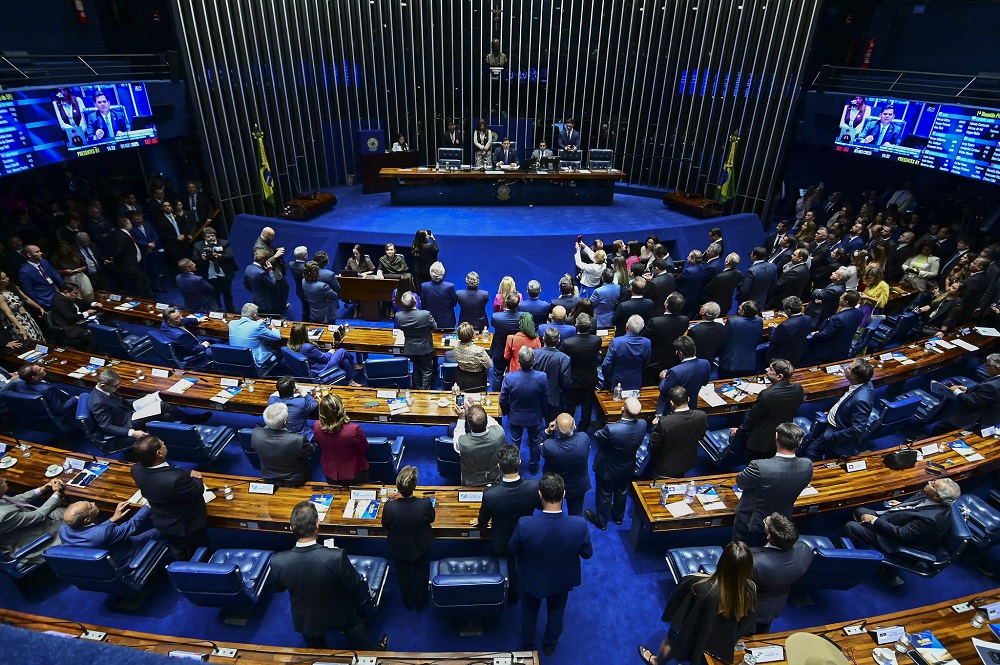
<box><xmin>0</xmin><ymin>82</ymin><xmax>158</xmax><ymax>178</ymax></box>
<box><xmin>832</xmin><ymin>95</ymin><xmax>1000</xmax><ymax>184</ymax></box>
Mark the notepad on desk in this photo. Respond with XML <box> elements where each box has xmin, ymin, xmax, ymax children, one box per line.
<box><xmin>798</xmin><ymin>485</ymin><xmax>819</xmax><ymax>497</ymax></box>
<box><xmin>666</xmin><ymin>501</ymin><xmax>694</xmax><ymax>518</ymax></box>
<box><xmin>951</xmin><ymin>338</ymin><xmax>979</xmax><ymax>351</ymax></box>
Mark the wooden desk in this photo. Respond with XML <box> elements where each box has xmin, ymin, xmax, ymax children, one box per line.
<box><xmin>0</xmin><ymin>345</ymin><xmax>500</xmax><ymax>427</ymax></box>
<box><xmin>0</xmin><ymin>608</ymin><xmax>539</xmax><ymax>665</ymax></box>
<box><xmin>361</xmin><ymin>150</ymin><xmax>420</xmax><ymax>193</ymax></box>
<box><xmin>335</xmin><ymin>276</ymin><xmax>397</xmax><ymax>322</ymax></box>
<box><xmin>629</xmin><ymin>429</ymin><xmax>1000</xmax><ymax>535</ymax></box>
<box><xmin>596</xmin><ymin>330</ymin><xmax>996</xmax><ymax>422</ymax></box>
<box><xmin>706</xmin><ymin>590</ymin><xmax>1000</xmax><ymax>665</ymax></box>
<box><xmin>0</xmin><ymin>438</ymin><xmax>490</xmax><ymax>540</ymax></box>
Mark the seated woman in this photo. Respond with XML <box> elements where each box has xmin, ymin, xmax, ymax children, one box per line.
<box><xmin>314</xmin><ymin>393</ymin><xmax>370</xmax><ymax>486</ymax></box>
<box><xmin>452</xmin><ymin>322</ymin><xmax>492</xmax><ymax>392</ymax></box>
<box><xmin>344</xmin><ymin>244</ymin><xmax>376</xmax><ymax>275</ymax></box>
<box><xmin>377</xmin><ymin>242</ymin><xmax>408</xmax><ymax>278</ymax></box>
<box><xmin>287</xmin><ymin>323</ymin><xmax>360</xmax><ymax>386</ymax></box>
<box><xmin>916</xmin><ymin>282</ymin><xmax>964</xmax><ymax>336</ymax></box>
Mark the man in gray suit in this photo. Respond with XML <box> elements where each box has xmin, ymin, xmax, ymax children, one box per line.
<box><xmin>0</xmin><ymin>475</ymin><xmax>65</xmax><ymax>563</ymax></box>
<box><xmin>752</xmin><ymin>512</ymin><xmax>813</xmax><ymax>633</ymax></box>
<box><xmin>394</xmin><ymin>291</ymin><xmax>437</xmax><ymax>389</ymax></box>
<box><xmin>251</xmin><ymin>402</ymin><xmax>316</xmax><ymax>488</ymax></box>
<box><xmin>453</xmin><ymin>403</ymin><xmax>505</xmax><ymax>485</ymax></box>
<box><xmin>732</xmin><ymin>422</ymin><xmax>813</xmax><ymax>547</ymax></box>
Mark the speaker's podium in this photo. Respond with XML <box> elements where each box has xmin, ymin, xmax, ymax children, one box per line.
<box><xmin>359</xmin><ymin>129</ymin><xmax>420</xmax><ymax>194</ymax></box>
<box><xmin>663</xmin><ymin>190</ymin><xmax>723</xmax><ymax>218</ymax></box>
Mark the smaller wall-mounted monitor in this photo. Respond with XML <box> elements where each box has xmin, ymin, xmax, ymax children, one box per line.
<box><xmin>0</xmin><ymin>82</ymin><xmax>158</xmax><ymax>177</ymax></box>
<box><xmin>832</xmin><ymin>95</ymin><xmax>1000</xmax><ymax>184</ymax></box>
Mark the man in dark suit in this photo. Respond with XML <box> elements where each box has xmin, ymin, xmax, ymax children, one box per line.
<box><xmin>160</xmin><ymin>307</ymin><xmax>213</xmax><ymax>369</ymax></box>
<box><xmin>656</xmin><ymin>336</ymin><xmax>711</xmax><ymax>413</ymax></box>
<box><xmin>688</xmin><ymin>302</ymin><xmax>726</xmax><ymax>362</ymax></box>
<box><xmin>719</xmin><ymin>300</ymin><xmax>764</xmax><ymax>378</ymax></box>
<box><xmin>50</xmin><ymin>283</ymin><xmax>100</xmax><ymax>351</ymax></box>
<box><xmin>586</xmin><ymin>397</ymin><xmax>646</xmax><ymax>529</ymax></box>
<box><xmin>885</xmin><ymin>231</ymin><xmax>916</xmax><ymax>283</ymax></box>
<box><xmin>835</xmin><ymin>221</ymin><xmax>866</xmax><ymax>256</ymax></box>
<box><xmin>752</xmin><ymin>513</ymin><xmax>814</xmax><ymax>633</ymax></box>
<box><xmin>958</xmin><ymin>257</ymin><xmax>990</xmax><ymax>323</ymax></box>
<box><xmin>534</xmin><ymin>328</ymin><xmax>572</xmax><ymax>421</ymax></box>
<box><xmin>539</xmin><ymin>412</ymin><xmax>591</xmax><ymax>516</ymax></box>
<box><xmin>601</xmin><ymin>314</ymin><xmax>651</xmax><ymax>392</ymax></box>
<box><xmin>59</xmin><ymin>500</ymin><xmax>160</xmax><ymax>565</ymax></box>
<box><xmin>809</xmin><ymin>227</ymin><xmax>833</xmax><ymax>279</ymax></box>
<box><xmin>642</xmin><ymin>292</ymin><xmax>690</xmax><ymax>384</ymax></box>
<box><xmin>767</xmin><ymin>250</ymin><xmax>810</xmax><ymax>309</ymax></box>
<box><xmin>129</xmin><ymin>435</ymin><xmax>208</xmax><ymax>559</ymax></box>
<box><xmin>395</xmin><ymin>291</ymin><xmax>437</xmax><ymax>389</ymax></box>
<box><xmin>702</xmin><ymin>247</ymin><xmax>724</xmax><ymax>283</ymax></box>
<box><xmin>940</xmin><ymin>353</ymin><xmax>1000</xmax><ymax>431</ymax></box>
<box><xmin>549</xmin><ymin>275</ymin><xmax>580</xmax><ymax>314</ymax></box>
<box><xmin>806</xmin><ymin>269</ymin><xmax>846</xmax><ymax>326</ymax></box>
<box><xmin>644</xmin><ymin>259</ymin><xmax>676</xmax><ymax>317</ymax></box>
<box><xmin>520</xmin><ymin>280</ymin><xmax>551</xmax><ymax>328</ymax></box>
<box><xmin>556</xmin><ymin>119</ymin><xmax>581</xmax><ymax>154</ymax></box>
<box><xmin>252</xmin><ymin>402</ymin><xmax>315</xmax><ymax>487</ymax></box>
<box><xmin>112</xmin><ymin>218</ymin><xmax>148</xmax><ymax>296</ymax></box>
<box><xmin>176</xmin><ymin>258</ymin><xmax>218</xmax><ymax>312</ymax></box>
<box><xmin>192</xmin><ymin>227</ymin><xmax>236</xmax><ymax>313</ymax></box>
<box><xmin>676</xmin><ymin>251</ymin><xmax>706</xmax><ymax>318</ymax></box>
<box><xmin>14</xmin><ymin>363</ymin><xmax>78</xmax><ymax>421</ymax></box>
<box><xmin>647</xmin><ymin>387</ymin><xmax>707</xmax><ymax>478</ymax></box>
<box><xmin>733</xmin><ymin>422</ymin><xmax>814</xmax><ymax>547</ymax></box>
<box><xmin>270</xmin><ymin>501</ymin><xmax>388</xmax><ymax>650</ymax></box>
<box><xmin>802</xmin><ymin>358</ymin><xmax>876</xmax><ymax>461</ymax></box>
<box><xmin>738</xmin><ymin>247</ymin><xmax>777</xmax><ymax>310</ymax></box>
<box><xmin>766</xmin><ymin>297</ymin><xmax>813</xmax><ymax>366</ymax></box>
<box><xmin>243</xmin><ymin>248</ymin><xmax>286</xmax><ymax>315</ymax></box>
<box><xmin>501</xmin><ymin>346</ymin><xmax>549</xmax><ymax>474</ymax></box>
<box><xmin>457</xmin><ymin>271</ymin><xmax>490</xmax><ymax>330</ymax></box>
<box><xmin>612</xmin><ymin>277</ymin><xmax>653</xmax><ymax>337</ymax></box>
<box><xmin>441</xmin><ymin>120</ymin><xmax>463</xmax><ymax>149</ymax></box>
<box><xmin>939</xmin><ymin>236</ymin><xmax>973</xmax><ymax>288</ymax></box>
<box><xmin>856</xmin><ymin>106</ymin><xmax>905</xmax><ymax>146</ymax></box>
<box><xmin>562</xmin><ymin>314</ymin><xmax>602</xmax><ymax>431</ymax></box>
<box><xmin>763</xmin><ymin>220</ymin><xmax>789</xmax><ymax>256</ymax></box>
<box><xmin>490</xmin><ymin>293</ymin><xmax>522</xmax><ymax>389</ymax></box>
<box><xmin>18</xmin><ymin>244</ymin><xmax>63</xmax><ymax>309</ymax></box>
<box><xmin>156</xmin><ymin>200</ymin><xmax>192</xmax><ymax>270</ymax></box>
<box><xmin>287</xmin><ymin>246</ymin><xmax>309</xmax><ymax>320</ymax></box>
<box><xmin>725</xmin><ymin>359</ymin><xmax>804</xmax><ymax>463</ymax></box>
<box><xmin>475</xmin><ymin>444</ymin><xmax>542</xmax><ymax>604</ymax></box>
<box><xmin>767</xmin><ymin>236</ymin><xmax>795</xmax><ymax>273</ymax></box>
<box><xmin>184</xmin><ymin>180</ymin><xmax>215</xmax><ymax>232</ymax></box>
<box><xmin>702</xmin><ymin>253</ymin><xmax>742</xmax><ymax>316</ymax></box>
<box><xmin>805</xmin><ymin>291</ymin><xmax>864</xmax><ymax>364</ymax></box>
<box><xmin>493</xmin><ymin>137</ymin><xmax>519</xmax><ymax>168</ymax></box>
<box><xmin>254</xmin><ymin>227</ymin><xmax>289</xmax><ymax>306</ymax></box>
<box><xmin>509</xmin><ymin>472</ymin><xmax>593</xmax><ymax>655</ymax></box>
<box><xmin>381</xmin><ymin>466</ymin><xmax>435</xmax><ymax>610</ymax></box>
<box><xmin>86</xmin><ymin>92</ymin><xmax>130</xmax><ymax>142</ymax></box>
<box><xmin>844</xmin><ymin>479</ymin><xmax>960</xmax><ymax>556</ymax></box>
<box><xmin>421</xmin><ymin>261</ymin><xmax>458</xmax><ymax>330</ymax></box>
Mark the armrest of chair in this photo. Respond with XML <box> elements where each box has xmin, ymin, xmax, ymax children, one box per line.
<box><xmin>10</xmin><ymin>533</ymin><xmax>53</xmax><ymax>560</ymax></box>
<box><xmin>989</xmin><ymin>489</ymin><xmax>1000</xmax><ymax>510</ymax></box>
<box><xmin>130</xmin><ymin>539</ymin><xmax>169</xmax><ymax>570</ymax></box>
<box><xmin>891</xmin><ymin>546</ymin><xmax>937</xmax><ymax>564</ymax></box>
<box><xmin>837</xmin><ymin>536</ymin><xmax>856</xmax><ymax>549</ymax></box>
<box><xmin>390</xmin><ymin>435</ymin><xmax>404</xmax><ymax>456</ymax></box>
<box><xmin>189</xmin><ymin>547</ymin><xmax>209</xmax><ymax>564</ymax></box>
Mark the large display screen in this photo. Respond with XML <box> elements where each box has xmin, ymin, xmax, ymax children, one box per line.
<box><xmin>833</xmin><ymin>95</ymin><xmax>1000</xmax><ymax>184</ymax></box>
<box><xmin>0</xmin><ymin>83</ymin><xmax>158</xmax><ymax>177</ymax></box>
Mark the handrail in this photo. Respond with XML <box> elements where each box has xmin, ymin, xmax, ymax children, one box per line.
<box><xmin>811</xmin><ymin>65</ymin><xmax>1000</xmax><ymax>107</ymax></box>
<box><xmin>0</xmin><ymin>52</ymin><xmax>172</xmax><ymax>88</ymax></box>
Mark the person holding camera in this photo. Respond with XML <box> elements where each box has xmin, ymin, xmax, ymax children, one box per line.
<box><xmin>192</xmin><ymin>226</ymin><xmax>236</xmax><ymax>313</ymax></box>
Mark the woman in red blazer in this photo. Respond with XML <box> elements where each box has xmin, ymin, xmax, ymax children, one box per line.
<box><xmin>314</xmin><ymin>393</ymin><xmax>370</xmax><ymax>485</ymax></box>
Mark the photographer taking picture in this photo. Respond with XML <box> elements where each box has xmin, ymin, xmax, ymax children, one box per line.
<box><xmin>191</xmin><ymin>226</ymin><xmax>237</xmax><ymax>313</ymax></box>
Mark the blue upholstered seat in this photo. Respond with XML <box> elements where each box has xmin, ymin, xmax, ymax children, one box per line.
<box><xmin>363</xmin><ymin>357</ymin><xmax>411</xmax><ymax>389</ymax></box>
<box><xmin>880</xmin><ymin>504</ymin><xmax>972</xmax><ymax>578</ymax></box>
<box><xmin>89</xmin><ymin>323</ymin><xmax>153</xmax><ymax>361</ymax></box>
<box><xmin>665</xmin><ymin>546</ymin><xmax>724</xmax><ymax>583</ymax></box>
<box><xmin>366</xmin><ymin>435</ymin><xmax>405</xmax><ymax>483</ymax></box>
<box><xmin>212</xmin><ymin>344</ymin><xmax>277</xmax><ymax>378</ymax></box>
<box><xmin>167</xmin><ymin>547</ymin><xmax>273</xmax><ymax>609</ymax></box>
<box><xmin>429</xmin><ymin>557</ymin><xmax>508</xmax><ymax>618</ymax></box>
<box><xmin>280</xmin><ymin>347</ymin><xmax>347</xmax><ymax>385</ymax></box>
<box><xmin>237</xmin><ymin>427</ymin><xmax>260</xmax><ymax>469</ymax></box>
<box><xmin>954</xmin><ymin>494</ymin><xmax>1000</xmax><ymax>549</ymax></box>
<box><xmin>43</xmin><ymin>540</ymin><xmax>171</xmax><ymax>596</ymax></box>
<box><xmin>75</xmin><ymin>392</ymin><xmax>131</xmax><ymax>454</ymax></box>
<box><xmin>144</xmin><ymin>421</ymin><xmax>233</xmax><ymax>463</ymax></box>
<box><xmin>147</xmin><ymin>329</ymin><xmax>209</xmax><ymax>370</ymax></box>
<box><xmin>1</xmin><ymin>390</ymin><xmax>75</xmax><ymax>435</ymax></box>
<box><xmin>435</xmin><ymin>436</ymin><xmax>461</xmax><ymax>481</ymax></box>
<box><xmin>348</xmin><ymin>554</ymin><xmax>390</xmax><ymax>608</ymax></box>
<box><xmin>0</xmin><ymin>533</ymin><xmax>53</xmax><ymax>580</ymax></box>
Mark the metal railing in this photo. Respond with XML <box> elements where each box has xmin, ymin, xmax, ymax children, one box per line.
<box><xmin>0</xmin><ymin>52</ymin><xmax>173</xmax><ymax>88</ymax></box>
<box><xmin>812</xmin><ymin>65</ymin><xmax>1000</xmax><ymax>107</ymax></box>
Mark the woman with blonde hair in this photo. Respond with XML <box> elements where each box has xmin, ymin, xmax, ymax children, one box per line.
<box><xmin>492</xmin><ymin>275</ymin><xmax>522</xmax><ymax>312</ymax></box>
<box><xmin>314</xmin><ymin>393</ymin><xmax>370</xmax><ymax>486</ymax></box>
<box><xmin>452</xmin><ymin>322</ymin><xmax>492</xmax><ymax>392</ymax></box>
<box><xmin>574</xmin><ymin>239</ymin><xmax>607</xmax><ymax>296</ymax></box>
<box><xmin>859</xmin><ymin>265</ymin><xmax>889</xmax><ymax>326</ymax></box>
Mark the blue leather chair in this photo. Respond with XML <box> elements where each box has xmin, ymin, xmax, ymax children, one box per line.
<box><xmin>557</xmin><ymin>149</ymin><xmax>582</xmax><ymax>168</ymax></box>
<box><xmin>429</xmin><ymin>557</ymin><xmax>508</xmax><ymax>632</ymax></box>
<box><xmin>366</xmin><ymin>435</ymin><xmax>405</xmax><ymax>483</ymax></box>
<box><xmin>0</xmin><ymin>533</ymin><xmax>53</xmax><ymax>579</ymax></box>
<box><xmin>348</xmin><ymin>554</ymin><xmax>390</xmax><ymax>609</ymax></box>
<box><xmin>280</xmin><ymin>347</ymin><xmax>347</xmax><ymax>385</ymax></box>
<box><xmin>869</xmin><ymin>394</ymin><xmax>924</xmax><ymax>439</ymax></box>
<box><xmin>439</xmin><ymin>362</ymin><xmax>458</xmax><ymax>391</ymax></box>
<box><xmin>89</xmin><ymin>323</ymin><xmax>153</xmax><ymax>361</ymax></box>
<box><xmin>0</xmin><ymin>389</ymin><xmax>76</xmax><ymax>435</ymax></box>
<box><xmin>434</xmin><ymin>436</ymin><xmax>461</xmax><ymax>481</ymax></box>
<box><xmin>953</xmin><ymin>494</ymin><xmax>1000</xmax><ymax>549</ymax></box>
<box><xmin>587</xmin><ymin>148</ymin><xmax>613</xmax><ymax>169</ymax></box>
<box><xmin>237</xmin><ymin>427</ymin><xmax>260</xmax><ymax>469</ymax></box>
<box><xmin>147</xmin><ymin>329</ymin><xmax>209</xmax><ymax>370</ymax></box>
<box><xmin>879</xmin><ymin>503</ymin><xmax>973</xmax><ymax>578</ymax></box>
<box><xmin>896</xmin><ymin>388</ymin><xmax>945</xmax><ymax>424</ymax></box>
<box><xmin>167</xmin><ymin>547</ymin><xmax>273</xmax><ymax>621</ymax></box>
<box><xmin>363</xmin><ymin>357</ymin><xmax>411</xmax><ymax>389</ymax></box>
<box><xmin>43</xmin><ymin>540</ymin><xmax>171</xmax><ymax>597</ymax></box>
<box><xmin>145</xmin><ymin>421</ymin><xmax>234</xmax><ymax>464</ymax></box>
<box><xmin>700</xmin><ymin>416</ymin><xmax>813</xmax><ymax>466</ymax></box>
<box><xmin>75</xmin><ymin>392</ymin><xmax>132</xmax><ymax>455</ymax></box>
<box><xmin>212</xmin><ymin>344</ymin><xmax>278</xmax><ymax>378</ymax></box>
<box><xmin>791</xmin><ymin>535</ymin><xmax>883</xmax><ymax>596</ymax></box>
<box><xmin>665</xmin><ymin>545</ymin><xmax>724</xmax><ymax>583</ymax></box>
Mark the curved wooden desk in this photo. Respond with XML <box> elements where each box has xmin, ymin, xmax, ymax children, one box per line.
<box><xmin>0</xmin><ymin>437</ymin><xmax>488</xmax><ymax>540</ymax></box>
<box><xmin>706</xmin><ymin>589</ymin><xmax>1000</xmax><ymax>665</ymax></box>
<box><xmin>0</xmin><ymin>608</ymin><xmax>539</xmax><ymax>665</ymax></box>
<box><xmin>596</xmin><ymin>330</ymin><xmax>995</xmax><ymax>422</ymax></box>
<box><xmin>628</xmin><ymin>429</ymin><xmax>1000</xmax><ymax>535</ymax></box>
<box><xmin>0</xmin><ymin>345</ymin><xmax>500</xmax><ymax>426</ymax></box>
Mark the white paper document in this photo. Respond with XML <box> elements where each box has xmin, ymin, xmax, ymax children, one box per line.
<box><xmin>951</xmin><ymin>338</ymin><xmax>980</xmax><ymax>351</ymax></box>
<box><xmin>666</xmin><ymin>502</ymin><xmax>694</xmax><ymax>518</ymax></box>
<box><xmin>132</xmin><ymin>392</ymin><xmax>162</xmax><ymax>420</ymax></box>
<box><xmin>698</xmin><ymin>385</ymin><xmax>727</xmax><ymax>407</ymax></box>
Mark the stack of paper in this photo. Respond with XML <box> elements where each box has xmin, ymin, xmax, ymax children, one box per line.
<box><xmin>666</xmin><ymin>502</ymin><xmax>694</xmax><ymax>518</ymax></box>
<box><xmin>209</xmin><ymin>386</ymin><xmax>241</xmax><ymax>404</ymax></box>
<box><xmin>132</xmin><ymin>392</ymin><xmax>163</xmax><ymax>420</ymax></box>
<box><xmin>949</xmin><ymin>440</ymin><xmax>985</xmax><ymax>462</ymax></box>
<box><xmin>951</xmin><ymin>338</ymin><xmax>980</xmax><ymax>351</ymax></box>
<box><xmin>976</xmin><ymin>327</ymin><xmax>1000</xmax><ymax>337</ymax></box>
<box><xmin>387</xmin><ymin>397</ymin><xmax>410</xmax><ymax>415</ymax></box>
<box><xmin>698</xmin><ymin>384</ymin><xmax>727</xmax><ymax>407</ymax></box>
<box><xmin>68</xmin><ymin>363</ymin><xmax>103</xmax><ymax>379</ymax></box>
<box><xmin>166</xmin><ymin>377</ymin><xmax>199</xmax><ymax>394</ymax></box>
<box><xmin>695</xmin><ymin>485</ymin><xmax>726</xmax><ymax>511</ymax></box>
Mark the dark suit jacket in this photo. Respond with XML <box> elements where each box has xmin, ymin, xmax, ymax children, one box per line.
<box><xmin>490</xmin><ymin>309</ymin><xmax>522</xmax><ymax>358</ymax></box>
<box><xmin>649</xmin><ymin>409</ymin><xmax>707</xmax><ymax>477</ymax></box>
<box><xmin>18</xmin><ymin>259</ymin><xmax>63</xmax><ymax>308</ymax></box>
<box><xmin>382</xmin><ymin>495</ymin><xmax>435</xmax><ymax>561</ymax></box>
<box><xmin>867</xmin><ymin>497</ymin><xmax>952</xmax><ymax>554</ymax></box>
<box><xmin>702</xmin><ymin>256</ymin><xmax>724</xmax><ymax>283</ymax></box>
<box><xmin>551</xmin><ymin>295</ymin><xmax>580</xmax><ymax>313</ymax></box>
<box><xmin>947</xmin><ymin>376</ymin><xmax>1000</xmax><ymax>430</ymax></box>
<box><xmin>752</xmin><ymin>541</ymin><xmax>813</xmax><ymax>623</ymax></box>
<box><xmin>478</xmin><ymin>477</ymin><xmax>541</xmax><ymax>555</ymax></box>
<box><xmin>50</xmin><ymin>292</ymin><xmax>91</xmax><ymax>341</ymax></box>
<box><xmin>112</xmin><ymin>228</ymin><xmax>143</xmax><ymax>276</ymax></box>
<box><xmin>645</xmin><ymin>272</ymin><xmax>676</xmax><ymax>316</ymax></box>
<box><xmin>612</xmin><ymin>296</ymin><xmax>654</xmax><ymax>337</ymax></box>
<box><xmin>15</xmin><ymin>381</ymin><xmax>76</xmax><ymax>418</ymax></box>
<box><xmin>807</xmin><ymin>283</ymin><xmax>845</xmax><ymax>324</ymax></box>
<box><xmin>500</xmin><ymin>368</ymin><xmax>548</xmax><ymax>426</ymax></box>
<box><xmin>540</xmin><ymin>432</ymin><xmax>592</xmax><ymax>498</ymax></box>
<box><xmin>735</xmin><ymin>381</ymin><xmax>805</xmax><ymax>454</ymax></box>
<box><xmin>676</xmin><ymin>263</ymin><xmax>706</xmax><ymax>311</ymax></box>
<box><xmin>421</xmin><ymin>280</ymin><xmax>458</xmax><ymax>330</ymax></box>
<box><xmin>191</xmin><ymin>239</ymin><xmax>237</xmax><ymax>279</ymax></box>
<box><xmin>688</xmin><ymin>321</ymin><xmax>725</xmax><ymax>362</ymax></box>
<box><xmin>520</xmin><ymin>297</ymin><xmax>551</xmax><ymax>328</ymax></box>
<box><xmin>556</xmin><ymin>128</ymin><xmax>581</xmax><ymax>151</ymax></box>
<box><xmin>766</xmin><ymin>314</ymin><xmax>813</xmax><ymax>365</ymax></box>
<box><xmin>562</xmin><ymin>332</ymin><xmax>602</xmax><ymax>388</ymax></box>
<box><xmin>601</xmin><ymin>332</ymin><xmax>651</xmax><ymax>391</ymax></box>
<box><xmin>738</xmin><ymin>261</ymin><xmax>777</xmax><ymax>310</ymax></box>
<box><xmin>811</xmin><ymin>307</ymin><xmax>864</xmax><ymax>363</ymax></box>
<box><xmin>251</xmin><ymin>426</ymin><xmax>315</xmax><ymax>487</ymax></box>
<box><xmin>457</xmin><ymin>288</ymin><xmax>490</xmax><ymax>330</ymax></box>
<box><xmin>659</xmin><ymin>358</ymin><xmax>712</xmax><ymax>410</ymax></box>
<box><xmin>768</xmin><ymin>248</ymin><xmax>793</xmax><ymax>273</ymax></box>
<box><xmin>88</xmin><ymin>387</ymin><xmax>136</xmax><ymax>437</ymax></box>
<box><xmin>87</xmin><ymin>109</ymin><xmax>129</xmax><ymax>141</ymax></box>
<box><xmin>243</xmin><ymin>263</ymin><xmax>284</xmax><ymax>314</ymax></box>
<box><xmin>509</xmin><ymin>511</ymin><xmax>593</xmax><ymax>598</ymax></box>
<box><xmin>734</xmin><ymin>455</ymin><xmax>814</xmax><ymax>539</ymax></box>
<box><xmin>159</xmin><ymin>319</ymin><xmax>207</xmax><ymax>365</ymax></box>
<box><xmin>702</xmin><ymin>268</ymin><xmax>742</xmax><ymax>316</ymax></box>
<box><xmin>885</xmin><ymin>243</ymin><xmax>915</xmax><ymax>283</ymax></box>
<box><xmin>177</xmin><ymin>271</ymin><xmax>217</xmax><ymax>312</ymax></box>
<box><xmin>824</xmin><ymin>381</ymin><xmax>876</xmax><ymax>457</ymax></box>
<box><xmin>768</xmin><ymin>262</ymin><xmax>809</xmax><ymax>308</ymax></box>
<box><xmin>395</xmin><ymin>308</ymin><xmax>436</xmax><ymax>356</ymax></box>
<box><xmin>593</xmin><ymin>418</ymin><xmax>646</xmax><ymax>481</ymax></box>
<box><xmin>643</xmin><ymin>313</ymin><xmax>690</xmax><ymax>370</ymax></box>
<box><xmin>129</xmin><ymin>463</ymin><xmax>207</xmax><ymax>538</ymax></box>
<box><xmin>534</xmin><ymin>346</ymin><xmax>572</xmax><ymax>407</ymax></box>
<box><xmin>269</xmin><ymin>543</ymin><xmax>370</xmax><ymax>635</ymax></box>
<box><xmin>959</xmin><ymin>271</ymin><xmax>989</xmax><ymax>322</ymax></box>
<box><xmin>719</xmin><ymin>316</ymin><xmax>764</xmax><ymax>375</ymax></box>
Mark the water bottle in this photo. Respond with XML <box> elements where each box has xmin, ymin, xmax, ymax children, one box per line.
<box><xmin>613</xmin><ymin>383</ymin><xmax>622</xmax><ymax>401</ymax></box>
<box><xmin>684</xmin><ymin>481</ymin><xmax>696</xmax><ymax>505</ymax></box>
<box><xmin>659</xmin><ymin>485</ymin><xmax>669</xmax><ymax>507</ymax></box>
<box><xmin>451</xmin><ymin>382</ymin><xmax>461</xmax><ymax>404</ymax></box>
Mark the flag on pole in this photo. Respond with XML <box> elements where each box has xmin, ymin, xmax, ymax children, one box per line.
<box><xmin>252</xmin><ymin>127</ymin><xmax>275</xmax><ymax>207</ymax></box>
<box><xmin>714</xmin><ymin>134</ymin><xmax>740</xmax><ymax>204</ymax></box>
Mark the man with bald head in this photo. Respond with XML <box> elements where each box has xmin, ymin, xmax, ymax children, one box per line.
<box><xmin>395</xmin><ymin>291</ymin><xmax>437</xmax><ymax>389</ymax></box>
<box><xmin>18</xmin><ymin>244</ymin><xmax>63</xmax><ymax>309</ymax></box>
<box><xmin>587</xmin><ymin>397</ymin><xmax>646</xmax><ymax>529</ymax></box>
<box><xmin>254</xmin><ymin>226</ymin><xmax>289</xmax><ymax>306</ymax></box>
<box><xmin>59</xmin><ymin>499</ymin><xmax>160</xmax><ymax>565</ymax></box>
<box><xmin>539</xmin><ymin>413</ymin><xmax>591</xmax><ymax>516</ymax></box>
<box><xmin>537</xmin><ymin>305</ymin><xmax>576</xmax><ymax>342</ymax></box>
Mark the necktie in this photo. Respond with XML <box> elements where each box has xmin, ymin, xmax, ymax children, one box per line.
<box><xmin>82</xmin><ymin>246</ymin><xmax>97</xmax><ymax>273</ymax></box>
<box><xmin>878</xmin><ymin>125</ymin><xmax>887</xmax><ymax>145</ymax></box>
<box><xmin>189</xmin><ymin>195</ymin><xmax>198</xmax><ymax>222</ymax></box>
<box><xmin>35</xmin><ymin>263</ymin><xmax>47</xmax><ymax>280</ymax></box>
<box><xmin>167</xmin><ymin>214</ymin><xmax>180</xmax><ymax>236</ymax></box>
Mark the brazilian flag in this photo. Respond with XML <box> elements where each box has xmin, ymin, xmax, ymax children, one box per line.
<box><xmin>714</xmin><ymin>134</ymin><xmax>740</xmax><ymax>203</ymax></box>
<box><xmin>252</xmin><ymin>128</ymin><xmax>275</xmax><ymax>207</ymax></box>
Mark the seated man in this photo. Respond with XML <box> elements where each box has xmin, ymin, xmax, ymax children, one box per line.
<box><xmin>267</xmin><ymin>375</ymin><xmax>318</xmax><ymax>437</ymax></box>
<box><xmin>844</xmin><ymin>478</ymin><xmax>960</xmax><ymax>556</ymax></box>
<box><xmin>752</xmin><ymin>513</ymin><xmax>813</xmax><ymax>634</ymax></box>
<box><xmin>647</xmin><ymin>386</ymin><xmax>707</xmax><ymax>479</ymax></box>
<box><xmin>656</xmin><ymin>336</ymin><xmax>711</xmax><ymax>414</ymax></box>
<box><xmin>229</xmin><ymin>302</ymin><xmax>282</xmax><ymax>368</ymax></box>
<box><xmin>937</xmin><ymin>352</ymin><xmax>1000</xmax><ymax>432</ymax></box>
<box><xmin>492</xmin><ymin>137</ymin><xmax>519</xmax><ymax>169</ymax></box>
<box><xmin>452</xmin><ymin>402</ymin><xmax>505</xmax><ymax>486</ymax></box>
<box><xmin>14</xmin><ymin>362</ymin><xmax>78</xmax><ymax>421</ymax></box>
<box><xmin>252</xmin><ymin>402</ymin><xmax>315</xmax><ymax>488</ymax></box>
<box><xmin>160</xmin><ymin>307</ymin><xmax>213</xmax><ymax>368</ymax></box>
<box><xmin>801</xmin><ymin>358</ymin><xmax>875</xmax><ymax>461</ymax></box>
<box><xmin>50</xmin><ymin>282</ymin><xmax>100</xmax><ymax>351</ymax></box>
<box><xmin>0</xmin><ymin>475</ymin><xmax>65</xmax><ymax>563</ymax></box>
<box><xmin>59</xmin><ymin>499</ymin><xmax>160</xmax><ymax>565</ymax></box>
